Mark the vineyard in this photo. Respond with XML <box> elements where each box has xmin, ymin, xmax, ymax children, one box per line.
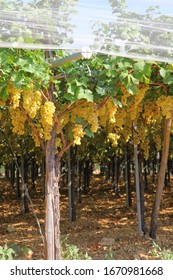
<box><xmin>1</xmin><ymin>165</ymin><xmax>173</xmax><ymax>260</ymax></box>
<box><xmin>1</xmin><ymin>0</ymin><xmax>173</xmax><ymax>260</ymax></box>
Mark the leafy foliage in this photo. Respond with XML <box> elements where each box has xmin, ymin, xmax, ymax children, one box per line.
<box><xmin>0</xmin><ymin>244</ymin><xmax>16</xmax><ymax>260</ymax></box>
<box><xmin>149</xmin><ymin>242</ymin><xmax>173</xmax><ymax>260</ymax></box>
<box><xmin>61</xmin><ymin>236</ymin><xmax>92</xmax><ymax>260</ymax></box>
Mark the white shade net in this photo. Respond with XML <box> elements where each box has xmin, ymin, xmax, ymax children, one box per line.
<box><xmin>0</xmin><ymin>0</ymin><xmax>173</xmax><ymax>62</ymax></box>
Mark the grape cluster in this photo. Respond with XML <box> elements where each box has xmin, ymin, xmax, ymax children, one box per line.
<box><xmin>40</xmin><ymin>101</ymin><xmax>55</xmax><ymax>140</ymax></box>
<box><xmin>107</xmin><ymin>132</ymin><xmax>120</xmax><ymax>147</ymax></box>
<box><xmin>156</xmin><ymin>96</ymin><xmax>173</xmax><ymax>119</ymax></box>
<box><xmin>153</xmin><ymin>134</ymin><xmax>162</xmax><ymax>151</ymax></box>
<box><xmin>8</xmin><ymin>85</ymin><xmax>21</xmax><ymax>108</ymax></box>
<box><xmin>72</xmin><ymin>124</ymin><xmax>85</xmax><ymax>145</ymax></box>
<box><xmin>99</xmin><ymin>99</ymin><xmax>117</xmax><ymax>127</ymax></box>
<box><xmin>9</xmin><ymin>107</ymin><xmax>26</xmax><ymax>135</ymax></box>
<box><xmin>31</xmin><ymin>129</ymin><xmax>41</xmax><ymax>147</ymax></box>
<box><xmin>59</xmin><ymin>100</ymin><xmax>99</xmax><ymax>139</ymax></box>
<box><xmin>22</xmin><ymin>88</ymin><xmax>42</xmax><ymax>119</ymax></box>
<box><xmin>144</xmin><ymin>101</ymin><xmax>161</xmax><ymax>124</ymax></box>
<box><xmin>120</xmin><ymin>85</ymin><xmax>131</xmax><ymax>106</ymax></box>
<box><xmin>115</xmin><ymin>107</ymin><xmax>126</xmax><ymax>128</ymax></box>
<box><xmin>75</xmin><ymin>101</ymin><xmax>99</xmax><ymax>133</ymax></box>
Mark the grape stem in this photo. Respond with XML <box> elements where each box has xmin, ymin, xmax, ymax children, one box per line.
<box><xmin>54</xmin><ymin>115</ymin><xmax>66</xmax><ymax>147</ymax></box>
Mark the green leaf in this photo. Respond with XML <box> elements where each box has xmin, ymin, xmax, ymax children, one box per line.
<box><xmin>160</xmin><ymin>68</ymin><xmax>166</xmax><ymax>78</ymax></box>
<box><xmin>130</xmin><ymin>75</ymin><xmax>139</xmax><ymax>85</ymax></box>
<box><xmin>126</xmin><ymin>83</ymin><xmax>137</xmax><ymax>94</ymax></box>
<box><xmin>119</xmin><ymin>71</ymin><xmax>128</xmax><ymax>81</ymax></box>
<box><xmin>63</xmin><ymin>93</ymin><xmax>76</xmax><ymax>101</ymax></box>
<box><xmin>0</xmin><ymin>85</ymin><xmax>8</xmax><ymax>100</ymax></box>
<box><xmin>112</xmin><ymin>98</ymin><xmax>123</xmax><ymax>108</ymax></box>
<box><xmin>163</xmin><ymin>72</ymin><xmax>173</xmax><ymax>85</ymax></box>
<box><xmin>143</xmin><ymin>64</ymin><xmax>152</xmax><ymax>76</ymax></box>
<box><xmin>96</xmin><ymin>86</ymin><xmax>106</xmax><ymax>96</ymax></box>
<box><xmin>143</xmin><ymin>75</ymin><xmax>150</xmax><ymax>84</ymax></box>
<box><xmin>22</xmin><ymin>64</ymin><xmax>35</xmax><ymax>73</ymax></box>
<box><xmin>17</xmin><ymin>58</ymin><xmax>27</xmax><ymax>67</ymax></box>
<box><xmin>77</xmin><ymin>88</ymin><xmax>93</xmax><ymax>102</ymax></box>
<box><xmin>10</xmin><ymin>71</ymin><xmax>26</xmax><ymax>88</ymax></box>
<box><xmin>84</xmin><ymin>89</ymin><xmax>93</xmax><ymax>102</ymax></box>
<box><xmin>75</xmin><ymin>117</ymin><xmax>86</xmax><ymax>125</ymax></box>
<box><xmin>67</xmin><ymin>82</ymin><xmax>76</xmax><ymax>95</ymax></box>
<box><xmin>75</xmin><ymin>80</ymin><xmax>83</xmax><ymax>87</ymax></box>
<box><xmin>134</xmin><ymin>72</ymin><xmax>143</xmax><ymax>81</ymax></box>
<box><xmin>134</xmin><ymin>61</ymin><xmax>145</xmax><ymax>72</ymax></box>
<box><xmin>85</xmin><ymin>128</ymin><xmax>94</xmax><ymax>138</ymax></box>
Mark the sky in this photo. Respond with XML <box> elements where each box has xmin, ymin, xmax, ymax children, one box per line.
<box><xmin>70</xmin><ymin>0</ymin><xmax>173</xmax><ymax>48</ymax></box>
<box><xmin>126</xmin><ymin>0</ymin><xmax>173</xmax><ymax>14</ymax></box>
<box><xmin>2</xmin><ymin>0</ymin><xmax>173</xmax><ymax>62</ymax></box>
<box><xmin>16</xmin><ymin>0</ymin><xmax>173</xmax><ymax>14</ymax></box>
<box><xmin>79</xmin><ymin>0</ymin><xmax>173</xmax><ymax>15</ymax></box>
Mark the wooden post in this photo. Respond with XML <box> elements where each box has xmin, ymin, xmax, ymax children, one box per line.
<box><xmin>149</xmin><ymin>117</ymin><xmax>172</xmax><ymax>239</ymax></box>
<box><xmin>125</xmin><ymin>145</ymin><xmax>132</xmax><ymax>207</ymax></box>
<box><xmin>133</xmin><ymin>123</ymin><xmax>142</xmax><ymax>236</ymax></box>
<box><xmin>68</xmin><ymin>147</ymin><xmax>76</xmax><ymax>221</ymax></box>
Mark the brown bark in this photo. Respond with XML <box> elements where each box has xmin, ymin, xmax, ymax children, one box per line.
<box><xmin>45</xmin><ymin>124</ymin><xmax>61</xmax><ymax>259</ymax></box>
<box><xmin>149</xmin><ymin>117</ymin><xmax>172</xmax><ymax>239</ymax></box>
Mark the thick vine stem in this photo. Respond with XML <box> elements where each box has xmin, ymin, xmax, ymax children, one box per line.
<box><xmin>54</xmin><ymin>115</ymin><xmax>66</xmax><ymax>147</ymax></box>
<box><xmin>97</xmin><ymin>95</ymin><xmax>110</xmax><ymax>109</ymax></box>
<box><xmin>149</xmin><ymin>117</ymin><xmax>172</xmax><ymax>239</ymax></box>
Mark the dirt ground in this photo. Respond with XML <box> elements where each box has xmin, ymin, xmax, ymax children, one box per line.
<box><xmin>0</xmin><ymin>173</ymin><xmax>173</xmax><ymax>260</ymax></box>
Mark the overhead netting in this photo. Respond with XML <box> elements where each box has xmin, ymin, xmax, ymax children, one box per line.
<box><xmin>0</xmin><ymin>0</ymin><xmax>173</xmax><ymax>63</ymax></box>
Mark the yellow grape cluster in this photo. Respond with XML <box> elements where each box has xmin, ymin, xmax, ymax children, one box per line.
<box><xmin>156</xmin><ymin>96</ymin><xmax>173</xmax><ymax>119</ymax></box>
<box><xmin>40</xmin><ymin>101</ymin><xmax>55</xmax><ymax>140</ymax></box>
<box><xmin>127</xmin><ymin>94</ymin><xmax>144</xmax><ymax>121</ymax></box>
<box><xmin>114</xmin><ymin>107</ymin><xmax>126</xmax><ymax>128</ymax></box>
<box><xmin>8</xmin><ymin>85</ymin><xmax>21</xmax><ymax>108</ymax></box>
<box><xmin>80</xmin><ymin>102</ymin><xmax>99</xmax><ymax>132</ymax></box>
<box><xmin>57</xmin><ymin>102</ymin><xmax>69</xmax><ymax>129</ymax></box>
<box><xmin>153</xmin><ymin>134</ymin><xmax>162</xmax><ymax>151</ymax></box>
<box><xmin>22</xmin><ymin>88</ymin><xmax>42</xmax><ymax>119</ymax></box>
<box><xmin>99</xmin><ymin>99</ymin><xmax>117</xmax><ymax>127</ymax></box>
<box><xmin>107</xmin><ymin>132</ymin><xmax>120</xmax><ymax>147</ymax></box>
<box><xmin>140</xmin><ymin>137</ymin><xmax>150</xmax><ymax>160</ymax></box>
<box><xmin>72</xmin><ymin>124</ymin><xmax>85</xmax><ymax>145</ymax></box>
<box><xmin>121</xmin><ymin>125</ymin><xmax>132</xmax><ymax>142</ymax></box>
<box><xmin>134</xmin><ymin>124</ymin><xmax>150</xmax><ymax>159</ymax></box>
<box><xmin>137</xmin><ymin>84</ymin><xmax>149</xmax><ymax>94</ymax></box>
<box><xmin>31</xmin><ymin>129</ymin><xmax>40</xmax><ymax>147</ymax></box>
<box><xmin>9</xmin><ymin>107</ymin><xmax>26</xmax><ymax>135</ymax></box>
<box><xmin>120</xmin><ymin>85</ymin><xmax>131</xmax><ymax>106</ymax></box>
<box><xmin>136</xmin><ymin>124</ymin><xmax>148</xmax><ymax>142</ymax></box>
<box><xmin>60</xmin><ymin>100</ymin><xmax>99</xmax><ymax>133</ymax></box>
<box><xmin>143</xmin><ymin>101</ymin><xmax>161</xmax><ymax>124</ymax></box>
